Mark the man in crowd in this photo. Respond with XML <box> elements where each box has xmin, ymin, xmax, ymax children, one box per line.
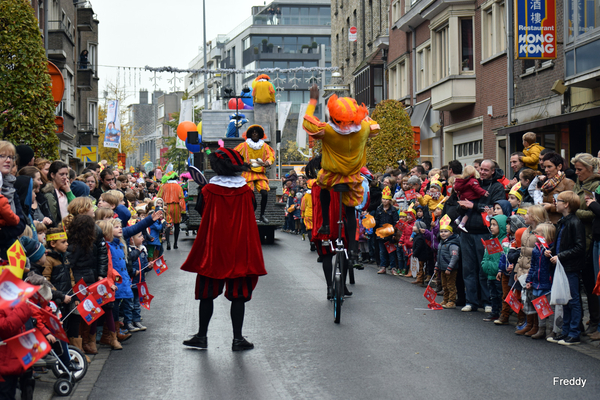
<box><xmin>507</xmin><ymin>152</ymin><xmax>527</xmax><ymax>188</ymax></box>
<box><xmin>410</xmin><ymin>165</ymin><xmax>425</xmax><ymax>177</ymax></box>
<box><xmin>457</xmin><ymin>160</ymin><xmax>506</xmax><ymax>313</ymax></box>
<box><xmin>421</xmin><ymin>161</ymin><xmax>432</xmax><ymax>173</ymax></box>
<box><xmin>92</xmin><ymin>168</ymin><xmax>116</xmax><ymax>201</ymax></box>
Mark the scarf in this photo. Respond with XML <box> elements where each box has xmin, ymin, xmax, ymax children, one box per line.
<box><xmin>2</xmin><ymin>174</ymin><xmax>17</xmax><ymax>213</ymax></box>
<box><xmin>246</xmin><ymin>138</ymin><xmax>264</xmax><ymax>150</ymax></box>
<box><xmin>541</xmin><ymin>171</ymin><xmax>564</xmax><ymax>194</ymax></box>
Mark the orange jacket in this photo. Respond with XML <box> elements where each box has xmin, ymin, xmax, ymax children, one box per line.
<box><xmin>0</xmin><ymin>194</ymin><xmax>20</xmax><ymax>227</ymax></box>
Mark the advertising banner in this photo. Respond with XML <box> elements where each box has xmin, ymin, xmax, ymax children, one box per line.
<box><xmin>104</xmin><ymin>100</ymin><xmax>121</xmax><ymax>148</ymax></box>
<box><xmin>515</xmin><ymin>0</ymin><xmax>557</xmax><ymax>59</ymax></box>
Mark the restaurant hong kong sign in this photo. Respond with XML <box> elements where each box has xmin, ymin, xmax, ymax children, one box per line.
<box><xmin>515</xmin><ymin>0</ymin><xmax>557</xmax><ymax>59</ymax></box>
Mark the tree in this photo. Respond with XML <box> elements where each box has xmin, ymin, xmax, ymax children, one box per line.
<box><xmin>163</xmin><ymin>106</ymin><xmax>202</xmax><ymax>172</ymax></box>
<box><xmin>0</xmin><ymin>0</ymin><xmax>58</xmax><ymax>158</ymax></box>
<box><xmin>98</xmin><ymin>82</ymin><xmax>138</xmax><ymax>166</ymax></box>
<box><xmin>281</xmin><ymin>140</ymin><xmax>310</xmax><ymax>164</ymax></box>
<box><xmin>366</xmin><ymin>100</ymin><xmax>418</xmax><ymax>173</ymax></box>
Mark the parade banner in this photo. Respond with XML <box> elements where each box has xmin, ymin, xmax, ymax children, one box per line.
<box><xmin>3</xmin><ymin>329</ymin><xmax>51</xmax><ymax>369</ymax></box>
<box><xmin>77</xmin><ymin>295</ymin><xmax>105</xmax><ymax>325</ymax></box>
<box><xmin>0</xmin><ymin>269</ymin><xmax>39</xmax><ymax>311</ymax></box>
<box><xmin>423</xmin><ymin>285</ymin><xmax>437</xmax><ymax>304</ymax></box>
<box><xmin>153</xmin><ymin>256</ymin><xmax>168</xmax><ymax>276</ymax></box>
<box><xmin>104</xmin><ymin>100</ymin><xmax>121</xmax><ymax>149</ymax></box>
<box><xmin>515</xmin><ymin>0</ymin><xmax>557</xmax><ymax>59</ymax></box>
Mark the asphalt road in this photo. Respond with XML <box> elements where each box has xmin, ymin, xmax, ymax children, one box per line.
<box><xmin>88</xmin><ymin>232</ymin><xmax>600</xmax><ymax>400</ymax></box>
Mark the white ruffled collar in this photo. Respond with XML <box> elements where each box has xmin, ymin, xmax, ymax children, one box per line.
<box><xmin>246</xmin><ymin>138</ymin><xmax>264</xmax><ymax>150</ymax></box>
<box><xmin>327</xmin><ymin>121</ymin><xmax>362</xmax><ymax>135</ymax></box>
<box><xmin>210</xmin><ymin>175</ymin><xmax>247</xmax><ymax>188</ymax></box>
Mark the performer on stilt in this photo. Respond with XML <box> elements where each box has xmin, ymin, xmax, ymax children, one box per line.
<box><xmin>181</xmin><ymin>147</ymin><xmax>267</xmax><ymax>351</ymax></box>
<box><xmin>302</xmin><ymin>84</ymin><xmax>379</xmax><ymax>266</ymax></box>
<box><xmin>234</xmin><ymin>124</ymin><xmax>275</xmax><ymax>223</ymax></box>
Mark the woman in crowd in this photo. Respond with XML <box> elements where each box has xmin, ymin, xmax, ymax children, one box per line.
<box><xmin>540</xmin><ymin>152</ymin><xmax>575</xmax><ymax>224</ymax></box>
<box><xmin>42</xmin><ymin>160</ymin><xmax>75</xmax><ymax>224</ymax></box>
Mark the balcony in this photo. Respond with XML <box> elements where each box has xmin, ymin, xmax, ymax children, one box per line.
<box><xmin>48</xmin><ymin>21</ymin><xmax>74</xmax><ymax>44</ymax></box>
<box><xmin>77</xmin><ymin>65</ymin><xmax>94</xmax><ymax>91</ymax></box>
<box><xmin>76</xmin><ymin>6</ymin><xmax>97</xmax><ymax>32</ymax></box>
<box><xmin>77</xmin><ymin>123</ymin><xmax>97</xmax><ymax>136</ymax></box>
<box><xmin>430</xmin><ymin>75</ymin><xmax>476</xmax><ymax>111</ymax></box>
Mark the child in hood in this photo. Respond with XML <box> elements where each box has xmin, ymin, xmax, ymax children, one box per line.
<box><xmin>481</xmin><ymin>215</ymin><xmax>507</xmax><ymax>322</ymax></box>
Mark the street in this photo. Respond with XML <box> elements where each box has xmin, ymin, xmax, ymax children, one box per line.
<box><xmin>87</xmin><ymin>232</ymin><xmax>600</xmax><ymax>400</ymax></box>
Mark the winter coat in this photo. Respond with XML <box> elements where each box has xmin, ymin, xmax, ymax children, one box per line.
<box><xmin>147</xmin><ymin>220</ymin><xmax>164</xmax><ymax>246</ymax></box>
<box><xmin>454</xmin><ymin>176</ymin><xmax>488</xmax><ymax>201</ymax></box>
<box><xmin>499</xmin><ymin>247</ymin><xmax>520</xmax><ymax>274</ymax></box>
<box><xmin>521</xmin><ymin>142</ymin><xmax>544</xmax><ymax>170</ymax></box>
<box><xmin>412</xmin><ymin>232</ymin><xmax>432</xmax><ymax>261</ymax></box>
<box><xmin>436</xmin><ymin>233</ymin><xmax>460</xmax><ymax>271</ymax></box>
<box><xmin>108</xmin><ymin>238</ymin><xmax>133</xmax><ymax>299</ymax></box>
<box><xmin>481</xmin><ymin>215</ymin><xmax>508</xmax><ymax>280</ymax></box>
<box><xmin>541</xmin><ymin>175</ymin><xmax>575</xmax><ymax>224</ymax></box>
<box><xmin>422</xmin><ymin>220</ymin><xmax>440</xmax><ymax>253</ymax></box>
<box><xmin>551</xmin><ymin>213</ymin><xmax>586</xmax><ymax>273</ymax></box>
<box><xmin>573</xmin><ymin>174</ymin><xmax>600</xmax><ymax>253</ymax></box>
<box><xmin>459</xmin><ymin>169</ymin><xmax>506</xmax><ymax>234</ymax></box>
<box><xmin>68</xmin><ymin>225</ymin><xmax>109</xmax><ymax>286</ymax></box>
<box><xmin>417</xmin><ymin>193</ymin><xmax>446</xmax><ymax>214</ymax></box>
<box><xmin>515</xmin><ymin>227</ymin><xmax>537</xmax><ymax>279</ymax></box>
<box><xmin>374</xmin><ymin>204</ymin><xmax>399</xmax><ymax>241</ymax></box>
<box><xmin>399</xmin><ymin>219</ymin><xmax>415</xmax><ymax>248</ymax></box>
<box><xmin>35</xmin><ymin>191</ymin><xmax>55</xmax><ymax>225</ymax></box>
<box><xmin>0</xmin><ymin>192</ymin><xmax>26</xmax><ymax>259</ymax></box>
<box><xmin>441</xmin><ymin>190</ymin><xmax>461</xmax><ymax>232</ymax></box>
<box><xmin>42</xmin><ymin>251</ymin><xmax>74</xmax><ymax>296</ymax></box>
<box><xmin>0</xmin><ymin>303</ymin><xmax>32</xmax><ymax>376</ymax></box>
<box><xmin>0</xmin><ymin>194</ymin><xmax>19</xmax><ymax>227</ymax></box>
<box><xmin>589</xmin><ymin>192</ymin><xmax>600</xmax><ymax>242</ymax></box>
<box><xmin>367</xmin><ymin>183</ymin><xmax>382</xmax><ymax>213</ymax></box>
<box><xmin>115</xmin><ymin>204</ymin><xmax>132</xmax><ymax>227</ymax></box>
<box><xmin>526</xmin><ymin>243</ymin><xmax>553</xmax><ymax>290</ymax></box>
<box><xmin>128</xmin><ymin>245</ymin><xmax>149</xmax><ymax>286</ymax></box>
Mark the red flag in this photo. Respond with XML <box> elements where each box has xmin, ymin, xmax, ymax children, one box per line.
<box><xmin>427</xmin><ymin>302</ymin><xmax>443</xmax><ymax>310</ymax></box>
<box><xmin>73</xmin><ymin>278</ymin><xmax>90</xmax><ymax>302</ymax></box>
<box><xmin>481</xmin><ymin>238</ymin><xmax>503</xmax><ymax>255</ymax></box>
<box><xmin>423</xmin><ymin>285</ymin><xmax>437</xmax><ymax>303</ymax></box>
<box><xmin>153</xmin><ymin>256</ymin><xmax>168</xmax><ymax>276</ymax></box>
<box><xmin>0</xmin><ymin>269</ymin><xmax>40</xmax><ymax>310</ymax></box>
<box><xmin>77</xmin><ymin>295</ymin><xmax>105</xmax><ymax>325</ymax></box>
<box><xmin>384</xmin><ymin>242</ymin><xmax>396</xmax><ymax>254</ymax></box>
<box><xmin>405</xmin><ymin>189</ymin><xmax>417</xmax><ymax>200</ymax></box>
<box><xmin>38</xmin><ymin>307</ymin><xmax>69</xmax><ymax>342</ymax></box>
<box><xmin>505</xmin><ymin>289</ymin><xmax>523</xmax><ymax>314</ymax></box>
<box><xmin>138</xmin><ymin>282</ymin><xmax>154</xmax><ymax>310</ymax></box>
<box><xmin>4</xmin><ymin>329</ymin><xmax>51</xmax><ymax>369</ymax></box>
<box><xmin>532</xmin><ymin>294</ymin><xmax>554</xmax><ymax>319</ymax></box>
<box><xmin>481</xmin><ymin>212</ymin><xmax>491</xmax><ymax>227</ymax></box>
<box><xmin>88</xmin><ymin>278</ymin><xmax>115</xmax><ymax>305</ymax></box>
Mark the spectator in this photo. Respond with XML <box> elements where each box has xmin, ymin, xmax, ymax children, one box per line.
<box><xmin>15</xmin><ymin>144</ymin><xmax>35</xmax><ymax>170</ymax></box>
<box><xmin>91</xmin><ymin>168</ymin><xmax>116</xmax><ymax>200</ymax></box>
<box><xmin>473</xmin><ymin>158</ymin><xmax>484</xmax><ymax>173</ymax></box>
<box><xmin>0</xmin><ymin>141</ymin><xmax>26</xmax><ymax>258</ymax></box>
<box><xmin>508</xmin><ymin>151</ymin><xmax>527</xmax><ymax>187</ymax></box>
<box><xmin>481</xmin><ymin>214</ymin><xmax>507</xmax><ymax>322</ymax></box>
<box><xmin>410</xmin><ymin>165</ymin><xmax>425</xmax><ymax>177</ymax></box>
<box><xmin>42</xmin><ymin>160</ymin><xmax>75</xmax><ymax>225</ymax></box>
<box><xmin>18</xmin><ymin>166</ymin><xmax>54</xmax><ymax>227</ymax></box>
<box><xmin>540</xmin><ymin>152</ymin><xmax>575</xmax><ymax>224</ymax></box>
<box><xmin>421</xmin><ymin>160</ymin><xmax>432</xmax><ymax>172</ymax></box>
<box><xmin>457</xmin><ymin>160</ymin><xmax>505</xmax><ymax>313</ymax></box>
<box><xmin>35</xmin><ymin>157</ymin><xmax>51</xmax><ymax>184</ymax></box>
<box><xmin>520</xmin><ymin>132</ymin><xmax>544</xmax><ymax>170</ymax></box>
<box><xmin>586</xmin><ymin>177</ymin><xmax>600</xmax><ymax>341</ymax></box>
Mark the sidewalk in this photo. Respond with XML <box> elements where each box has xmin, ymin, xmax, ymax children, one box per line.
<box><xmin>33</xmin><ymin>346</ymin><xmax>110</xmax><ymax>400</ymax></box>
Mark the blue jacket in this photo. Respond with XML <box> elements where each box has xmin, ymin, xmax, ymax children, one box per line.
<box><xmin>115</xmin><ymin>204</ymin><xmax>131</xmax><ymax>227</ymax></box>
<box><xmin>147</xmin><ymin>220</ymin><xmax>164</xmax><ymax>246</ymax></box>
<box><xmin>128</xmin><ymin>245</ymin><xmax>149</xmax><ymax>287</ymax></box>
<box><xmin>526</xmin><ymin>243</ymin><xmax>553</xmax><ymax>290</ymax></box>
<box><xmin>109</xmin><ymin>238</ymin><xmax>132</xmax><ymax>299</ymax></box>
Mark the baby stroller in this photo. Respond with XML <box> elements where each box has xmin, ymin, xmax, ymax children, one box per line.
<box><xmin>33</xmin><ymin>342</ymin><xmax>88</xmax><ymax>396</ymax></box>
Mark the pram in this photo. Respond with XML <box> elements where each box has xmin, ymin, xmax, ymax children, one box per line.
<box><xmin>33</xmin><ymin>342</ymin><xmax>88</xmax><ymax>396</ymax></box>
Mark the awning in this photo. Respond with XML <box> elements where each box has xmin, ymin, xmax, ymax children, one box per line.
<box><xmin>410</xmin><ymin>99</ymin><xmax>430</xmax><ymax>128</ymax></box>
<box><xmin>497</xmin><ymin>106</ymin><xmax>600</xmax><ymax>136</ymax></box>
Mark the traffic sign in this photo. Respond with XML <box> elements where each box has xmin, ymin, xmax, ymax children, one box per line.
<box><xmin>349</xmin><ymin>26</ymin><xmax>357</xmax><ymax>42</ymax></box>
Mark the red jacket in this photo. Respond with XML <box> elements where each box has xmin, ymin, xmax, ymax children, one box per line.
<box><xmin>453</xmin><ymin>177</ymin><xmax>488</xmax><ymax>201</ymax></box>
<box><xmin>0</xmin><ymin>194</ymin><xmax>20</xmax><ymax>227</ymax></box>
<box><xmin>399</xmin><ymin>219</ymin><xmax>415</xmax><ymax>248</ymax></box>
<box><xmin>0</xmin><ymin>303</ymin><xmax>32</xmax><ymax>376</ymax></box>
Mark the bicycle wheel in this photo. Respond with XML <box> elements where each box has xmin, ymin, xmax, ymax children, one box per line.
<box><xmin>333</xmin><ymin>253</ymin><xmax>344</xmax><ymax>323</ymax></box>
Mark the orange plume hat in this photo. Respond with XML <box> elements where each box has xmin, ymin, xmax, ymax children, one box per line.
<box><xmin>327</xmin><ymin>94</ymin><xmax>368</xmax><ymax>128</ymax></box>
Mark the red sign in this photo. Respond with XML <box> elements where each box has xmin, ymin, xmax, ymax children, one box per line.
<box><xmin>138</xmin><ymin>282</ymin><xmax>154</xmax><ymax>310</ymax></box>
<box><xmin>39</xmin><ymin>307</ymin><xmax>69</xmax><ymax>343</ymax></box>
<box><xmin>73</xmin><ymin>278</ymin><xmax>90</xmax><ymax>302</ymax></box>
<box><xmin>4</xmin><ymin>329</ymin><xmax>51</xmax><ymax>369</ymax></box>
<box><xmin>349</xmin><ymin>26</ymin><xmax>357</xmax><ymax>42</ymax></box>
<box><xmin>0</xmin><ymin>269</ymin><xmax>40</xmax><ymax>311</ymax></box>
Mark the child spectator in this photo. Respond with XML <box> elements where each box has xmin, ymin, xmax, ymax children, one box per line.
<box><xmin>395</xmin><ymin>212</ymin><xmax>408</xmax><ymax>275</ymax></box>
<box><xmin>453</xmin><ymin>165</ymin><xmax>489</xmax><ymax>232</ymax></box>
<box><xmin>95</xmin><ymin>206</ymin><xmax>115</xmax><ymax>221</ymax></box>
<box><xmin>34</xmin><ymin>221</ymin><xmax>47</xmax><ymax>245</ymax></box>
<box><xmin>507</xmin><ymin>185</ymin><xmax>523</xmax><ymax>213</ymax></box>
<box><xmin>107</xmin><ymin>189</ymin><xmax>131</xmax><ymax>227</ymax></box>
<box><xmin>399</xmin><ymin>209</ymin><xmax>416</xmax><ymax>276</ymax></box>
<box><xmin>422</xmin><ymin>205</ymin><xmax>442</xmax><ymax>290</ymax></box>
<box><xmin>435</xmin><ymin>224</ymin><xmax>460</xmax><ymax>308</ymax></box>
<box><xmin>98</xmin><ymin>192</ymin><xmax>119</xmax><ymax>216</ymax></box>
<box><xmin>525</xmin><ymin>222</ymin><xmax>556</xmax><ymax>339</ymax></box>
<box><xmin>374</xmin><ymin>186</ymin><xmax>399</xmax><ymax>274</ymax></box>
<box><xmin>146</xmin><ymin>204</ymin><xmax>165</xmax><ymax>261</ymax></box>
<box><xmin>20</xmin><ymin>235</ymin><xmax>47</xmax><ymax>276</ymax></box>
<box><xmin>411</xmin><ymin>220</ymin><xmax>432</xmax><ymax>285</ymax></box>
<box><xmin>520</xmin><ymin>169</ymin><xmax>542</xmax><ymax>205</ymax></box>
<box><xmin>416</xmin><ymin>181</ymin><xmax>446</xmax><ymax>214</ymax></box>
<box><xmin>520</xmin><ymin>132</ymin><xmax>544</xmax><ymax>170</ymax></box>
<box><xmin>547</xmin><ymin>191</ymin><xmax>586</xmax><ymax>345</ymax></box>
<box><xmin>481</xmin><ymin>215</ymin><xmax>507</xmax><ymax>322</ymax></box>
<box><xmin>126</xmin><ymin>231</ymin><xmax>150</xmax><ymax>332</ymax></box>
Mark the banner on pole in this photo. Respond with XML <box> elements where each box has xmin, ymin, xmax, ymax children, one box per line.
<box><xmin>296</xmin><ymin>103</ymin><xmax>309</xmax><ymax>149</ymax></box>
<box><xmin>104</xmin><ymin>100</ymin><xmax>121</xmax><ymax>148</ymax></box>
<box><xmin>515</xmin><ymin>0</ymin><xmax>557</xmax><ymax>59</ymax></box>
<box><xmin>277</xmin><ymin>102</ymin><xmax>292</xmax><ymax>132</ymax></box>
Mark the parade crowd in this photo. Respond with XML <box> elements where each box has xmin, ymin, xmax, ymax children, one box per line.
<box><xmin>0</xmin><ymin>141</ymin><xmax>186</xmax><ymax>399</ymax></box>
<box><xmin>283</xmin><ymin>132</ymin><xmax>600</xmax><ymax>347</ymax></box>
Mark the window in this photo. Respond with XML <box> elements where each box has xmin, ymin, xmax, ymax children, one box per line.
<box><xmin>568</xmin><ymin>0</ymin><xmax>600</xmax><ymax>42</ymax></box>
<box><xmin>435</xmin><ymin>24</ymin><xmax>449</xmax><ymax>80</ymax></box>
<box><xmin>392</xmin><ymin>0</ymin><xmax>400</xmax><ymax>22</ymax></box>
<box><xmin>461</xmin><ymin>19</ymin><xmax>474</xmax><ymax>71</ymax></box>
<box><xmin>454</xmin><ymin>140</ymin><xmax>482</xmax><ymax>158</ymax></box>
<box><xmin>157</xmin><ymin>104</ymin><xmax>164</xmax><ymax>119</ymax></box>
<box><xmin>417</xmin><ymin>42</ymin><xmax>432</xmax><ymax>91</ymax></box>
<box><xmin>243</xmin><ymin>37</ymin><xmax>250</xmax><ymax>50</ymax></box>
<box><xmin>89</xmin><ymin>102</ymin><xmax>97</xmax><ymax>131</ymax></box>
<box><xmin>64</xmin><ymin>70</ymin><xmax>74</xmax><ymax>115</ymax></box>
<box><xmin>389</xmin><ymin>58</ymin><xmax>408</xmax><ymax>99</ymax></box>
<box><xmin>481</xmin><ymin>1</ymin><xmax>506</xmax><ymax>60</ymax></box>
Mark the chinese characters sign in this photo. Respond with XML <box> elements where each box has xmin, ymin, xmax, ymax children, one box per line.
<box><xmin>515</xmin><ymin>0</ymin><xmax>557</xmax><ymax>59</ymax></box>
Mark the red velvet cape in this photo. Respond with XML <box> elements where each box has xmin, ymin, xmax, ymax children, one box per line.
<box><xmin>180</xmin><ymin>183</ymin><xmax>267</xmax><ymax>279</ymax></box>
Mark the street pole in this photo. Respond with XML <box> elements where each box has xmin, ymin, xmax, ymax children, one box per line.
<box><xmin>203</xmin><ymin>0</ymin><xmax>208</xmax><ymax>109</ymax></box>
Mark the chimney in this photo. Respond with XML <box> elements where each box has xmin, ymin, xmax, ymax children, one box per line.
<box><xmin>139</xmin><ymin>90</ymin><xmax>148</xmax><ymax>104</ymax></box>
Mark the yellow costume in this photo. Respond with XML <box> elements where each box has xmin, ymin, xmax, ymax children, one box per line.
<box><xmin>418</xmin><ymin>194</ymin><xmax>446</xmax><ymax>214</ymax></box>
<box><xmin>252</xmin><ymin>74</ymin><xmax>276</xmax><ymax>104</ymax></box>
<box><xmin>300</xmin><ymin>179</ymin><xmax>315</xmax><ymax>230</ymax></box>
<box><xmin>234</xmin><ymin>126</ymin><xmax>275</xmax><ymax>192</ymax></box>
<box><xmin>302</xmin><ymin>97</ymin><xmax>379</xmax><ymax>206</ymax></box>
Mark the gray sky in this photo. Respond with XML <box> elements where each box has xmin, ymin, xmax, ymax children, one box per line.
<box><xmin>94</xmin><ymin>0</ymin><xmax>262</xmax><ymax>105</ymax></box>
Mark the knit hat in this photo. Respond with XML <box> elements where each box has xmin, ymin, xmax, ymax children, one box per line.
<box><xmin>508</xmin><ymin>214</ymin><xmax>526</xmax><ymax>233</ymax></box>
<box><xmin>382</xmin><ymin>186</ymin><xmax>392</xmax><ymax>200</ymax></box>
<box><xmin>71</xmin><ymin>180</ymin><xmax>90</xmax><ymax>197</ymax></box>
<box><xmin>514</xmin><ymin>227</ymin><xmax>527</xmax><ymax>248</ymax></box>
<box><xmin>20</xmin><ymin>237</ymin><xmax>46</xmax><ymax>264</ymax></box>
<box><xmin>16</xmin><ymin>145</ymin><xmax>34</xmax><ymax>169</ymax></box>
<box><xmin>415</xmin><ymin>220</ymin><xmax>427</xmax><ymax>231</ymax></box>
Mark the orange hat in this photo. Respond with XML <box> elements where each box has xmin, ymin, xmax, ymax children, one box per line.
<box><xmin>327</xmin><ymin>94</ymin><xmax>368</xmax><ymax>128</ymax></box>
<box><xmin>514</xmin><ymin>227</ymin><xmax>527</xmax><ymax>248</ymax></box>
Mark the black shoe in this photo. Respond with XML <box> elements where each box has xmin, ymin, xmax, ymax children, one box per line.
<box><xmin>259</xmin><ymin>215</ymin><xmax>269</xmax><ymax>224</ymax></box>
<box><xmin>317</xmin><ymin>256</ymin><xmax>323</xmax><ymax>263</ymax></box>
<box><xmin>344</xmin><ymin>287</ymin><xmax>353</xmax><ymax>296</ymax></box>
<box><xmin>558</xmin><ymin>336</ymin><xmax>581</xmax><ymax>346</ymax></box>
<box><xmin>317</xmin><ymin>225</ymin><xmax>330</xmax><ymax>235</ymax></box>
<box><xmin>166</xmin><ymin>245</ymin><xmax>171</xmax><ymax>251</ymax></box>
<box><xmin>232</xmin><ymin>337</ymin><xmax>254</xmax><ymax>351</ymax></box>
<box><xmin>310</xmin><ymin>243</ymin><xmax>316</xmax><ymax>252</ymax></box>
<box><xmin>547</xmin><ymin>333</ymin><xmax>568</xmax><ymax>343</ymax></box>
<box><xmin>327</xmin><ymin>286</ymin><xmax>333</xmax><ymax>300</ymax></box>
<box><xmin>183</xmin><ymin>334</ymin><xmax>207</xmax><ymax>349</ymax></box>
<box><xmin>68</xmin><ymin>362</ymin><xmax>83</xmax><ymax>372</ymax></box>
<box><xmin>483</xmin><ymin>314</ymin><xmax>499</xmax><ymax>322</ymax></box>
<box><xmin>174</xmin><ymin>244</ymin><xmax>178</xmax><ymax>249</ymax></box>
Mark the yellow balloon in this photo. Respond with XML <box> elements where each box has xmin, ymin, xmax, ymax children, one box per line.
<box><xmin>196</xmin><ymin>121</ymin><xmax>202</xmax><ymax>134</ymax></box>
